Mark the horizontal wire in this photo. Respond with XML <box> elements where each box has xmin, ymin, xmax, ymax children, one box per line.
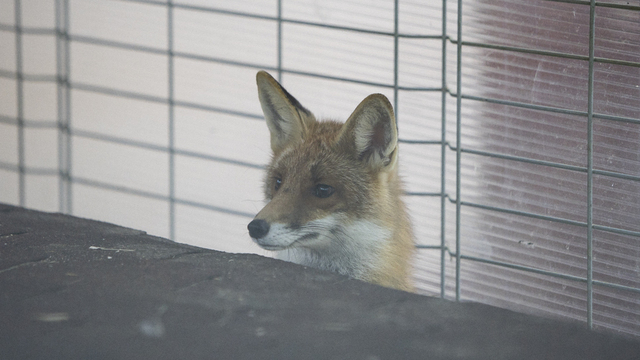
<box><xmin>593</xmin><ymin>169</ymin><xmax>640</xmax><ymax>183</ymax></box>
<box><xmin>457</xmin><ymin>40</ymin><xmax>640</xmax><ymax>69</ymax></box>
<box><xmin>0</xmin><ymin>23</ymin><xmax>56</xmax><ymax>35</ymax></box>
<box><xmin>173</xmin><ymin>149</ymin><xmax>265</xmax><ymax>170</ymax></box>
<box><xmin>72</xmin><ymin>176</ymin><xmax>255</xmax><ymax>218</ymax></box>
<box><xmin>460</xmin><ymin>200</ymin><xmax>587</xmax><ymax>227</ymax></box>
<box><xmin>544</xmin><ymin>0</ymin><xmax>640</xmax><ymax>11</ymax></box>
<box><xmin>1</xmin><ymin>158</ymin><xmax>257</xmax><ymax>217</ymax></box>
<box><xmin>455</xmin><ymin>92</ymin><xmax>640</xmax><ymax>126</ymax></box>
<box><xmin>592</xmin><ymin>224</ymin><xmax>640</xmax><ymax>238</ymax></box>
<box><xmin>461</xmin><ymin>147</ymin><xmax>586</xmax><ymax>173</ymax></box>
<box><xmin>0</xmin><ymin>115</ymin><xmax>59</xmax><ymax>129</ymax></box>
<box><xmin>456</xmin><ymin>92</ymin><xmax>587</xmax><ymax>117</ymax></box>
<box><xmin>592</xmin><ymin>112</ymin><xmax>640</xmax><ymax>126</ymax></box>
<box><xmin>127</xmin><ymin>0</ymin><xmax>443</xmax><ymax>39</ymax></box>
<box><xmin>415</xmin><ymin>245</ymin><xmax>640</xmax><ymax>295</ymax></box>
<box><xmin>0</xmin><ymin>161</ymin><xmax>57</xmax><ymax>176</ymax></box>
<box><xmin>70</xmin><ymin>82</ymin><xmax>264</xmax><ymax>119</ymax></box>
<box><xmin>450</xmin><ymin>143</ymin><xmax>640</xmax><ymax>183</ymax></box>
<box><xmin>460</xmin><ymin>199</ymin><xmax>640</xmax><ymax>238</ymax></box>
<box><xmin>127</xmin><ymin>0</ymin><xmax>640</xmax><ymax>31</ymax></box>
<box><xmin>405</xmin><ymin>191</ymin><xmax>441</xmax><ymax>197</ymax></box>
<box><xmin>72</xmin><ymin>129</ymin><xmax>266</xmax><ymax>170</ymax></box>
<box><xmin>67</xmin><ymin>34</ymin><xmax>442</xmax><ymax>91</ymax></box>
<box><xmin>0</xmin><ymin>69</ymin><xmax>57</xmax><ymax>82</ymax></box>
<box><xmin>398</xmin><ymin>139</ymin><xmax>442</xmax><ymax>145</ymax></box>
<box><xmin>405</xmin><ymin>189</ymin><xmax>640</xmax><ymax>238</ymax></box>
<box><xmin>283</xmin><ymin>68</ymin><xmax>441</xmax><ymax>91</ymax></box>
<box><xmin>418</xmin><ymin>192</ymin><xmax>640</xmax><ymax>238</ymax></box>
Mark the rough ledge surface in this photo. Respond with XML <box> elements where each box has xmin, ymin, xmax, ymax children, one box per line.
<box><xmin>1</xmin><ymin>203</ymin><xmax>638</xmax><ymax>360</ymax></box>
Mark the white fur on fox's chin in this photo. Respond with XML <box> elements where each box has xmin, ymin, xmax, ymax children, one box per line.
<box><xmin>252</xmin><ymin>215</ymin><xmax>391</xmax><ymax>280</ymax></box>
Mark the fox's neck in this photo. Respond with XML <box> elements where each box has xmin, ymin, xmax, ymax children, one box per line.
<box><xmin>276</xmin><ymin>219</ymin><xmax>392</xmax><ymax>281</ymax></box>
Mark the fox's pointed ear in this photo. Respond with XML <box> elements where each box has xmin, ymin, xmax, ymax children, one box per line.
<box><xmin>256</xmin><ymin>71</ymin><xmax>314</xmax><ymax>154</ymax></box>
<box><xmin>338</xmin><ymin>94</ymin><xmax>398</xmax><ymax>170</ymax></box>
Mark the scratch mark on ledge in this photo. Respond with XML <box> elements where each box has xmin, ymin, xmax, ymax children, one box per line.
<box><xmin>0</xmin><ymin>257</ymin><xmax>51</xmax><ymax>274</ymax></box>
<box><xmin>88</xmin><ymin>246</ymin><xmax>135</xmax><ymax>252</ymax></box>
<box><xmin>0</xmin><ymin>231</ymin><xmax>29</xmax><ymax>238</ymax></box>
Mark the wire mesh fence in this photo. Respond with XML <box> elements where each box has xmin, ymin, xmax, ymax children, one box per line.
<box><xmin>1</xmin><ymin>0</ymin><xmax>639</xmax><ymax>337</ymax></box>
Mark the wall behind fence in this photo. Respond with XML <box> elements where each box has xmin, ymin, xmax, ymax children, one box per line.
<box><xmin>1</xmin><ymin>0</ymin><xmax>639</xmax><ymax>337</ymax></box>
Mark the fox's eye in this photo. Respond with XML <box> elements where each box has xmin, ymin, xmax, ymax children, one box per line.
<box><xmin>274</xmin><ymin>178</ymin><xmax>282</xmax><ymax>191</ymax></box>
<box><xmin>314</xmin><ymin>184</ymin><xmax>334</xmax><ymax>198</ymax></box>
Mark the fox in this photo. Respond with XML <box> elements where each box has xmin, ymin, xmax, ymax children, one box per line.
<box><xmin>247</xmin><ymin>71</ymin><xmax>415</xmax><ymax>292</ymax></box>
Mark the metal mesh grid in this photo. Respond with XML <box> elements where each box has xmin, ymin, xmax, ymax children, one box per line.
<box><xmin>1</xmin><ymin>0</ymin><xmax>639</xmax><ymax>336</ymax></box>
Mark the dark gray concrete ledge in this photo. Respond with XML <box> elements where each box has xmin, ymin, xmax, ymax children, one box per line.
<box><xmin>1</xmin><ymin>203</ymin><xmax>638</xmax><ymax>360</ymax></box>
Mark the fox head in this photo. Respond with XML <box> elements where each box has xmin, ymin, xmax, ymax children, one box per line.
<box><xmin>247</xmin><ymin>71</ymin><xmax>401</xmax><ymax>255</ymax></box>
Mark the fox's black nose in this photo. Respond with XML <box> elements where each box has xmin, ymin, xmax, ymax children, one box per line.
<box><xmin>248</xmin><ymin>219</ymin><xmax>270</xmax><ymax>239</ymax></box>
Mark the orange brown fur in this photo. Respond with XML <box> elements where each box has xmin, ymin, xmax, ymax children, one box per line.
<box><xmin>248</xmin><ymin>71</ymin><xmax>414</xmax><ymax>291</ymax></box>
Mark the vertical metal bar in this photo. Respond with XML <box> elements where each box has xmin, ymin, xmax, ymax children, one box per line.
<box><xmin>64</xmin><ymin>0</ymin><xmax>72</xmax><ymax>214</ymax></box>
<box><xmin>277</xmin><ymin>0</ymin><xmax>283</xmax><ymax>82</ymax></box>
<box><xmin>440</xmin><ymin>0</ymin><xmax>448</xmax><ymax>299</ymax></box>
<box><xmin>56</xmin><ymin>0</ymin><xmax>64</xmax><ymax>212</ymax></box>
<box><xmin>56</xmin><ymin>0</ymin><xmax>69</xmax><ymax>214</ymax></box>
<box><xmin>168</xmin><ymin>1</ymin><xmax>176</xmax><ymax>241</ymax></box>
<box><xmin>393</xmin><ymin>0</ymin><xmax>399</xmax><ymax>122</ymax></box>
<box><xmin>586</xmin><ymin>0</ymin><xmax>596</xmax><ymax>329</ymax></box>
<box><xmin>14</xmin><ymin>0</ymin><xmax>25</xmax><ymax>207</ymax></box>
<box><xmin>455</xmin><ymin>0</ymin><xmax>463</xmax><ymax>302</ymax></box>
